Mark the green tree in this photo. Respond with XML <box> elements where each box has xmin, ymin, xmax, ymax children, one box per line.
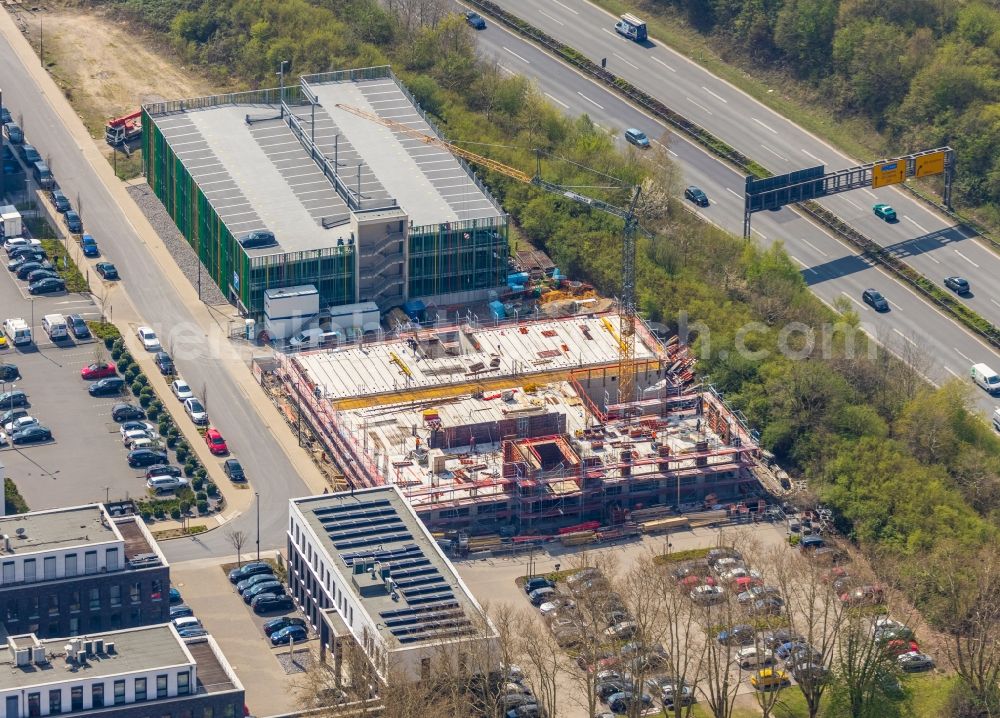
<box><xmin>773</xmin><ymin>0</ymin><xmax>837</xmax><ymax>76</ymax></box>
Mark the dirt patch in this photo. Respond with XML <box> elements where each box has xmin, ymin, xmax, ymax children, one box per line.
<box><xmin>14</xmin><ymin>3</ymin><xmax>215</xmax><ymax>137</ymax></box>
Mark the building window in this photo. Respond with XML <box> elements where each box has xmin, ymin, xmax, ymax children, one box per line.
<box><xmin>23</xmin><ymin>559</ymin><xmax>36</xmax><ymax>583</ymax></box>
<box><xmin>203</xmin><ymin>708</ymin><xmax>214</xmax><ymax>718</ymax></box>
<box><xmin>130</xmin><ymin>582</ymin><xmax>141</xmax><ymax>604</ymax></box>
<box><xmin>106</xmin><ymin>548</ymin><xmax>119</xmax><ymax>572</ymax></box>
<box><xmin>48</xmin><ymin>689</ymin><xmax>61</xmax><ymax>715</ymax></box>
<box><xmin>89</xmin><ymin>615</ymin><xmax>101</xmax><ymax>632</ymax></box>
<box><xmin>84</xmin><ymin>551</ymin><xmax>98</xmax><ymax>574</ymax></box>
<box><xmin>177</xmin><ymin>671</ymin><xmax>190</xmax><ymax>696</ymax></box>
<box><xmin>71</xmin><ymin>687</ymin><xmax>83</xmax><ymax>712</ymax></box>
<box><xmin>47</xmin><ymin>595</ymin><xmax>58</xmax><ymax>616</ymax></box>
<box><xmin>43</xmin><ymin>556</ymin><xmax>56</xmax><ymax>580</ymax></box>
<box><xmin>91</xmin><ymin>684</ymin><xmax>104</xmax><ymax>708</ymax></box>
<box><xmin>135</xmin><ymin>678</ymin><xmax>147</xmax><ymax>702</ymax></box>
<box><xmin>65</xmin><ymin>554</ymin><xmax>77</xmax><ymax>577</ymax></box>
<box><xmin>110</xmin><ymin>585</ymin><xmax>121</xmax><ymax>608</ymax></box>
<box><xmin>27</xmin><ymin>597</ymin><xmax>38</xmax><ymax>619</ymax></box>
<box><xmin>224</xmin><ymin>704</ymin><xmax>235</xmax><ymax>718</ymax></box>
<box><xmin>5</xmin><ymin>600</ymin><xmax>18</xmax><ymax>621</ymax></box>
<box><xmin>420</xmin><ymin>658</ymin><xmax>431</xmax><ymax>680</ymax></box>
<box><xmin>152</xmin><ymin>579</ymin><xmax>163</xmax><ymax>601</ymax></box>
<box><xmin>69</xmin><ymin>591</ymin><xmax>80</xmax><ymax>613</ymax></box>
<box><xmin>69</xmin><ymin>617</ymin><xmax>79</xmax><ymax>636</ymax></box>
<box><xmin>27</xmin><ymin>693</ymin><xmax>40</xmax><ymax>718</ymax></box>
<box><xmin>47</xmin><ymin>621</ymin><xmax>59</xmax><ymax>636</ymax></box>
<box><xmin>89</xmin><ymin>588</ymin><xmax>101</xmax><ymax>611</ymax></box>
<box><xmin>157</xmin><ymin>674</ymin><xmax>168</xmax><ymax>699</ymax></box>
<box><xmin>1</xmin><ymin>562</ymin><xmax>13</xmax><ymax>584</ymax></box>
<box><xmin>114</xmin><ymin>680</ymin><xmax>125</xmax><ymax>705</ymax></box>
<box><xmin>110</xmin><ymin>613</ymin><xmax>122</xmax><ymax>630</ymax></box>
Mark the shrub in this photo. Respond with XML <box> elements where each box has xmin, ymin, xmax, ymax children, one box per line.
<box><xmin>197</xmin><ymin>500</ymin><xmax>209</xmax><ymax>514</ymax></box>
<box><xmin>116</xmin><ymin>357</ymin><xmax>130</xmax><ymax>373</ymax></box>
<box><xmin>145</xmin><ymin>404</ymin><xmax>160</xmax><ymax>422</ymax></box>
<box><xmin>206</xmin><ymin>482</ymin><xmax>219</xmax><ymax>498</ymax></box>
<box><xmin>183</xmin><ymin>461</ymin><xmax>197</xmax><ymax>478</ymax></box>
<box><xmin>179</xmin><ymin>500</ymin><xmax>191</xmax><ymax>513</ymax></box>
<box><xmin>139</xmin><ymin>510</ymin><xmax>152</xmax><ymax>523</ymax></box>
<box><xmin>131</xmin><ymin>380</ymin><xmax>145</xmax><ymax>396</ymax></box>
<box><xmin>104</xmin><ymin>336</ymin><xmax>115</xmax><ymax>350</ymax></box>
<box><xmin>138</xmin><ymin>393</ymin><xmax>153</xmax><ymax>408</ymax></box>
<box><xmin>192</xmin><ymin>477</ymin><xmax>205</xmax><ymax>491</ymax></box>
<box><xmin>124</xmin><ymin>366</ymin><xmax>139</xmax><ymax>384</ymax></box>
<box><xmin>170</xmin><ymin>508</ymin><xmax>181</xmax><ymax>520</ymax></box>
<box><xmin>167</xmin><ymin>426</ymin><xmax>180</xmax><ymax>439</ymax></box>
<box><xmin>175</xmin><ymin>445</ymin><xmax>189</xmax><ymax>462</ymax></box>
<box><xmin>111</xmin><ymin>345</ymin><xmax>123</xmax><ymax>361</ymax></box>
<box><xmin>149</xmin><ymin>399</ymin><xmax>162</xmax><ymax>414</ymax></box>
<box><xmin>195</xmin><ymin>468</ymin><xmax>207</xmax><ymax>481</ymax></box>
<box><xmin>166</xmin><ymin>435</ymin><xmax>178</xmax><ymax>449</ymax></box>
<box><xmin>158</xmin><ymin>419</ymin><xmax>172</xmax><ymax>435</ymax></box>
<box><xmin>196</xmin><ymin>490</ymin><xmax>208</xmax><ymax>501</ymax></box>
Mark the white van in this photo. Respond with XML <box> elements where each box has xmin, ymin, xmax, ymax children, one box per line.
<box><xmin>288</xmin><ymin>327</ymin><xmax>340</xmax><ymax>350</ymax></box>
<box><xmin>172</xmin><ymin>616</ymin><xmax>201</xmax><ymax>631</ymax></box>
<box><xmin>971</xmin><ymin>363</ymin><xmax>1000</xmax><ymax>395</ymax></box>
<box><xmin>3</xmin><ymin>318</ymin><xmax>31</xmax><ymax>346</ymax></box>
<box><xmin>42</xmin><ymin>314</ymin><xmax>67</xmax><ymax>340</ymax></box>
<box><xmin>992</xmin><ymin>408</ymin><xmax>1000</xmax><ymax>432</ymax></box>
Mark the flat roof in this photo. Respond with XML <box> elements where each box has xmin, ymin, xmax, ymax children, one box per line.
<box><xmin>295</xmin><ymin>313</ymin><xmax>655</xmax><ymax>401</ymax></box>
<box><xmin>146</xmin><ymin>70</ymin><xmax>501</xmax><ymax>256</ymax></box>
<box><xmin>0</xmin><ymin>505</ymin><xmax>119</xmax><ymax>555</ymax></box>
<box><xmin>293</xmin><ymin>486</ymin><xmax>491</xmax><ymax>649</ymax></box>
<box><xmin>0</xmin><ymin>626</ymin><xmax>192</xmax><ymax>690</ymax></box>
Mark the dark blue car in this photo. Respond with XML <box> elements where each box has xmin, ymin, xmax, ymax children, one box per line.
<box><xmin>64</xmin><ymin>210</ymin><xmax>82</xmax><ymax>234</ymax></box>
<box><xmin>270</xmin><ymin>625</ymin><xmax>307</xmax><ymax>646</ymax></box>
<box><xmin>81</xmin><ymin>234</ymin><xmax>99</xmax><ymax>257</ymax></box>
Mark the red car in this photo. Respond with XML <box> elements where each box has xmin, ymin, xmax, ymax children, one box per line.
<box><xmin>81</xmin><ymin>362</ymin><xmax>117</xmax><ymax>380</ymax></box>
<box><xmin>205</xmin><ymin>427</ymin><xmax>228</xmax><ymax>455</ymax></box>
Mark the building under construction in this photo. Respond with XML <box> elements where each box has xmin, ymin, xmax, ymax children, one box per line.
<box><xmin>276</xmin><ymin>311</ymin><xmax>760</xmax><ymax>531</ymax></box>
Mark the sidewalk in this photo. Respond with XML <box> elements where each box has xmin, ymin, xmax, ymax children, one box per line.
<box><xmin>0</xmin><ymin>7</ymin><xmax>331</xmax><ymax>513</ymax></box>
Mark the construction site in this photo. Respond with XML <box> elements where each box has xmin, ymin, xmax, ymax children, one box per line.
<box><xmin>275</xmin><ymin>310</ymin><xmax>761</xmax><ymax>533</ymax></box>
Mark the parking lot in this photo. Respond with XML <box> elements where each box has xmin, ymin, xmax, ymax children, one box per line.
<box><xmin>0</xmin><ymin>236</ymin><xmax>149</xmax><ymax>510</ymax></box>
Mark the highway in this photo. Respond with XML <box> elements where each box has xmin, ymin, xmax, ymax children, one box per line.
<box><xmin>0</xmin><ymin>20</ymin><xmax>303</xmax><ymax>561</ymax></box>
<box><xmin>464</xmin><ymin>12</ymin><xmax>1000</xmax><ymax>418</ymax></box>
<box><xmin>484</xmin><ymin>0</ymin><xmax>1000</xmax><ymax>333</ymax></box>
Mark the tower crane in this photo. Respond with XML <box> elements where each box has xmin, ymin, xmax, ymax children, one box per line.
<box><xmin>334</xmin><ymin>104</ymin><xmax>644</xmax><ymax>404</ymax></box>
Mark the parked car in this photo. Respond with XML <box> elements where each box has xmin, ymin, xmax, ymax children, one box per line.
<box><xmin>17</xmin><ymin>260</ymin><xmax>53</xmax><ymax>279</ymax></box>
<box><xmin>690</xmin><ymin>584</ymin><xmax>725</xmax><ymax>605</ymax></box>
<box><xmin>145</xmin><ymin>464</ymin><xmax>182</xmax><ymax>480</ymax></box>
<box><xmin>169</xmin><ymin>604</ymin><xmax>194</xmax><ymax>620</ymax></box>
<box><xmin>26</xmin><ymin>269</ymin><xmax>59</xmax><ymax>284</ymax></box>
<box><xmin>81</xmin><ymin>362</ymin><xmax>116</xmax><ymax>380</ymax></box>
<box><xmin>1</xmin><ymin>416</ymin><xmax>35</xmax><ymax>434</ymax></box>
<box><xmin>862</xmin><ymin>288</ymin><xmax>889</xmax><ymax>311</ymax></box>
<box><xmin>685</xmin><ymin>185</ymin><xmax>709</xmax><ymax>207</ymax></box>
<box><xmin>238</xmin><ymin>230</ymin><xmax>277</xmax><ymax>249</ymax></box>
<box><xmin>263</xmin><ymin>616</ymin><xmax>306</xmax><ymax>636</ymax></box>
<box><xmin>539</xmin><ymin>598</ymin><xmax>575</xmax><ymax>617</ymax></box>
<box><xmin>840</xmin><ymin>584</ymin><xmax>885</xmax><ymax>606</ymax></box>
<box><xmin>465</xmin><ymin>10</ymin><xmax>487</xmax><ymax>29</ymax></box>
<box><xmin>136</xmin><ymin>326</ymin><xmax>161</xmax><ymax>351</ymax></box>
<box><xmin>750</xmin><ymin>668</ymin><xmax>790</xmax><ymax>690</ymax></box>
<box><xmin>205</xmin><ymin>427</ymin><xmax>228</xmax><ymax>455</ymax></box>
<box><xmin>228</xmin><ymin>562</ymin><xmax>274</xmax><ymax>584</ymax></box>
<box><xmin>897</xmin><ymin>651</ymin><xmax>934</xmax><ymax>672</ymax></box>
<box><xmin>51</xmin><ymin>190</ymin><xmax>71</xmax><ymax>213</ymax></box>
<box><xmin>791</xmin><ymin>662</ymin><xmax>829</xmax><ymax>683</ymax></box>
<box><xmin>168</xmin><ymin>587</ymin><xmax>183</xmax><ymax>604</ymax></box>
<box><xmin>154</xmin><ymin>351</ymin><xmax>174</xmax><ymax>375</ymax></box>
<box><xmin>20</xmin><ymin>144</ymin><xmax>40</xmax><ymax>164</ymax></box>
<box><xmin>146</xmin><ymin>476</ymin><xmax>189</xmax><ymax>493</ymax></box>
<box><xmin>171</xmin><ymin>379</ymin><xmax>193</xmax><ymax>400</ymax></box>
<box><xmin>243</xmin><ymin>581</ymin><xmax>285</xmax><ymax>605</ymax></box>
<box><xmin>0</xmin><ymin>390</ymin><xmax>29</xmax><ymax>409</ymax></box>
<box><xmin>761</xmin><ymin>629</ymin><xmax>804</xmax><ymax>651</ymax></box>
<box><xmin>81</xmin><ymin>234</ymin><xmax>99</xmax><ymax>257</ymax></box>
<box><xmin>270</xmin><ymin>624</ymin><xmax>308</xmax><ymax>645</ymax></box>
<box><xmin>0</xmin><ymin>363</ymin><xmax>20</xmax><ymax>381</ymax></box>
<box><xmin>28</xmin><ymin>277</ymin><xmax>65</xmax><ymax>295</ymax></box>
<box><xmin>604</xmin><ymin>620</ymin><xmax>638</xmax><ymax>641</ymax></box>
<box><xmin>717</xmin><ymin>624</ymin><xmax>756</xmax><ymax>646</ymax></box>
<box><xmin>624</xmin><ymin>128</ymin><xmax>650</xmax><ymax>148</ymax></box>
<box><xmin>607</xmin><ymin>691</ymin><xmax>652</xmax><ymax>714</ymax></box>
<box><xmin>64</xmin><ymin>210</ymin><xmax>83</xmax><ymax>233</ymax></box>
<box><xmin>660</xmin><ymin>682</ymin><xmax>696</xmax><ymax>708</ymax></box>
<box><xmin>128</xmin><ymin>448</ymin><xmax>169</xmax><ymax>468</ymax></box>
<box><xmin>88</xmin><ymin>377</ymin><xmax>126</xmax><ymax>397</ymax></box>
<box><xmin>67</xmin><ymin>314</ymin><xmax>90</xmax><ymax>339</ymax></box>
<box><xmin>223</xmin><ymin>458</ymin><xmax>246</xmax><ymax>482</ymax></box>
<box><xmin>254</xmin><ymin>594</ymin><xmax>295</xmax><ymax>615</ymax></box>
<box><xmin>528</xmin><ymin>587</ymin><xmax>557</xmax><ymax>607</ymax></box>
<box><xmin>748</xmin><ymin>597</ymin><xmax>785</xmax><ymax>617</ymax></box>
<box><xmin>177</xmin><ymin>627</ymin><xmax>209</xmax><ymax>639</ymax></box>
<box><xmin>184</xmin><ymin>397</ymin><xmax>208</xmax><ymax>425</ymax></box>
<box><xmin>524</xmin><ymin>577</ymin><xmax>556</xmax><ymax>594</ymax></box>
<box><xmin>735</xmin><ymin>646</ymin><xmax>775</xmax><ymax>669</ymax></box>
<box><xmin>96</xmin><ymin>262</ymin><xmax>119</xmax><ymax>280</ymax></box>
<box><xmin>944</xmin><ymin>275</ymin><xmax>970</xmax><ymax>294</ymax></box>
<box><xmin>111</xmin><ymin>403</ymin><xmax>144</xmax><ymax>422</ymax></box>
<box><xmin>12</xmin><ymin>425</ymin><xmax>51</xmax><ymax>444</ymax></box>
<box><xmin>238</xmin><ymin>572</ymin><xmax>282</xmax><ymax>596</ymax></box>
<box><xmin>873</xmin><ymin>203</ymin><xmax>897</xmax><ymax>222</ymax></box>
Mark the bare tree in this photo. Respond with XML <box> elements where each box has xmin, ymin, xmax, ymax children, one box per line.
<box><xmin>226</xmin><ymin>529</ymin><xmax>248</xmax><ymax>566</ymax></box>
<box><xmin>517</xmin><ymin>608</ymin><xmax>564</xmax><ymax>718</ymax></box>
<box><xmin>652</xmin><ymin>556</ymin><xmax>703</xmax><ymax>718</ymax></box>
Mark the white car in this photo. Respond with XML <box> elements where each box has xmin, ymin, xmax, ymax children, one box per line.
<box><xmin>734</xmin><ymin>646</ymin><xmax>774</xmax><ymax>669</ymax></box>
<box><xmin>119</xmin><ymin>421</ymin><xmax>156</xmax><ymax>439</ymax></box>
<box><xmin>122</xmin><ymin>429</ymin><xmax>152</xmax><ymax>447</ymax></box>
<box><xmin>539</xmin><ymin>598</ymin><xmax>575</xmax><ymax>616</ymax></box>
<box><xmin>184</xmin><ymin>397</ymin><xmax>208</xmax><ymax>425</ymax></box>
<box><xmin>0</xmin><ymin>431</ymin><xmax>6</xmax><ymax>446</ymax></box>
<box><xmin>136</xmin><ymin>326</ymin><xmax>161</xmax><ymax>351</ymax></box>
<box><xmin>690</xmin><ymin>584</ymin><xmax>725</xmax><ymax>604</ymax></box>
<box><xmin>2</xmin><ymin>416</ymin><xmax>37</xmax><ymax>433</ymax></box>
<box><xmin>171</xmin><ymin>379</ymin><xmax>193</xmax><ymax>401</ymax></box>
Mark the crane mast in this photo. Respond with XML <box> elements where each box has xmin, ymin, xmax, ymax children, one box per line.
<box><xmin>334</xmin><ymin>103</ymin><xmax>643</xmax><ymax>404</ymax></box>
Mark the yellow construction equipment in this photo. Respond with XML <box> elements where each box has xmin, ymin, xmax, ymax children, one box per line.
<box><xmin>335</xmin><ymin>103</ymin><xmax>644</xmax><ymax>404</ymax></box>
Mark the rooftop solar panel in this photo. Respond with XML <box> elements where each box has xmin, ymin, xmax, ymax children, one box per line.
<box><xmin>406</xmin><ymin>592</ymin><xmax>455</xmax><ymax>606</ymax></box>
<box><xmin>380</xmin><ymin>600</ymin><xmax>460</xmax><ymax>620</ymax></box>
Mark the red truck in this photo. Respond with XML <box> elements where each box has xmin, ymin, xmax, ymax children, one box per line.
<box><xmin>105</xmin><ymin>109</ymin><xmax>142</xmax><ymax>146</ymax></box>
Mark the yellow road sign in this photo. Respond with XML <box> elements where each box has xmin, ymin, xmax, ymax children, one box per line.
<box><xmin>915</xmin><ymin>151</ymin><xmax>945</xmax><ymax>178</ymax></box>
<box><xmin>872</xmin><ymin>160</ymin><xmax>906</xmax><ymax>189</ymax></box>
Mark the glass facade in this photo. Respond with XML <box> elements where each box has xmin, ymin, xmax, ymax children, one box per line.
<box><xmin>408</xmin><ymin>220</ymin><xmax>508</xmax><ymax>298</ymax></box>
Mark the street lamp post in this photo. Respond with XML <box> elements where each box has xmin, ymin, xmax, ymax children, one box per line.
<box><xmin>255</xmin><ymin>491</ymin><xmax>260</xmax><ymax>561</ymax></box>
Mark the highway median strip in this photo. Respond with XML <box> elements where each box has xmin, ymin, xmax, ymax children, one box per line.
<box><xmin>466</xmin><ymin>0</ymin><xmax>1000</xmax><ymax>352</ymax></box>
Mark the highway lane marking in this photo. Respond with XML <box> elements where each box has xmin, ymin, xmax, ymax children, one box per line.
<box><xmin>577</xmin><ymin>92</ymin><xmax>604</xmax><ymax>110</ymax></box>
<box><xmin>905</xmin><ymin>216</ymin><xmax>930</xmax><ymax>234</ymax></box>
<box><xmin>652</xmin><ymin>57</ymin><xmax>676</xmax><ymax>72</ymax></box>
<box><xmin>544</xmin><ymin>92</ymin><xmax>569</xmax><ymax>109</ymax></box>
<box><xmin>498</xmin><ymin>65</ymin><xmax>515</xmax><ymax>75</ymax></box>
<box><xmin>842</xmin><ymin>293</ymin><xmax>870</xmax><ymax>311</ymax></box>
<box><xmin>892</xmin><ymin>328</ymin><xmax>915</xmax><ymax>344</ymax></box>
<box><xmin>842</xmin><ymin>197</ymin><xmax>863</xmax><ymax>211</ymax></box>
<box><xmin>650</xmin><ymin>139</ymin><xmax>677</xmax><ymax>156</ymax></box>
<box><xmin>725</xmin><ymin>188</ymin><xmax>741</xmax><ymax>199</ymax></box>
<box><xmin>888</xmin><ymin>302</ymin><xmax>903</xmax><ymax>313</ymax></box>
<box><xmin>799</xmin><ymin>238</ymin><xmax>827</xmax><ymax>257</ymax></box>
<box><xmin>752</xmin><ymin>227</ymin><xmax>767</xmax><ymax>240</ymax></box>
<box><xmin>503</xmin><ymin>47</ymin><xmax>530</xmax><ymax>64</ymax></box>
<box><xmin>613</xmin><ymin>53</ymin><xmax>639</xmax><ymax>70</ymax></box>
<box><xmin>752</xmin><ymin>118</ymin><xmax>778</xmax><ymax>134</ymax></box>
<box><xmin>863</xmin><ymin>189</ymin><xmax>878</xmax><ymax>198</ymax></box>
<box><xmin>686</xmin><ymin>97</ymin><xmax>713</xmax><ymax>115</ymax></box>
<box><xmin>790</xmin><ymin>256</ymin><xmax>817</xmax><ymax>274</ymax></box>
<box><xmin>549</xmin><ymin>0</ymin><xmax>579</xmax><ymax>14</ymax></box>
<box><xmin>991</xmin><ymin>298</ymin><xmax>1000</xmax><ymax>309</ymax></box>
<box><xmin>801</xmin><ymin>149</ymin><xmax>823</xmax><ymax>163</ymax></box>
<box><xmin>954</xmin><ymin>249</ymin><xmax>980</xmax><ymax>268</ymax></box>
<box><xmin>945</xmin><ymin>366</ymin><xmax>960</xmax><ymax>378</ymax></box>
<box><xmin>538</xmin><ymin>9</ymin><xmax>565</xmax><ymax>25</ymax></box>
<box><xmin>701</xmin><ymin>86</ymin><xmax>728</xmax><ymax>104</ymax></box>
<box><xmin>955</xmin><ymin>347</ymin><xmax>973</xmax><ymax>363</ymax></box>
<box><xmin>760</xmin><ymin>144</ymin><xmax>787</xmax><ymax>162</ymax></box>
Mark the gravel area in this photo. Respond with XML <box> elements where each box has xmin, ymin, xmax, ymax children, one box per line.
<box><xmin>126</xmin><ymin>181</ymin><xmax>228</xmax><ymax>305</ymax></box>
<box><xmin>275</xmin><ymin>649</ymin><xmax>314</xmax><ymax>675</ymax></box>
